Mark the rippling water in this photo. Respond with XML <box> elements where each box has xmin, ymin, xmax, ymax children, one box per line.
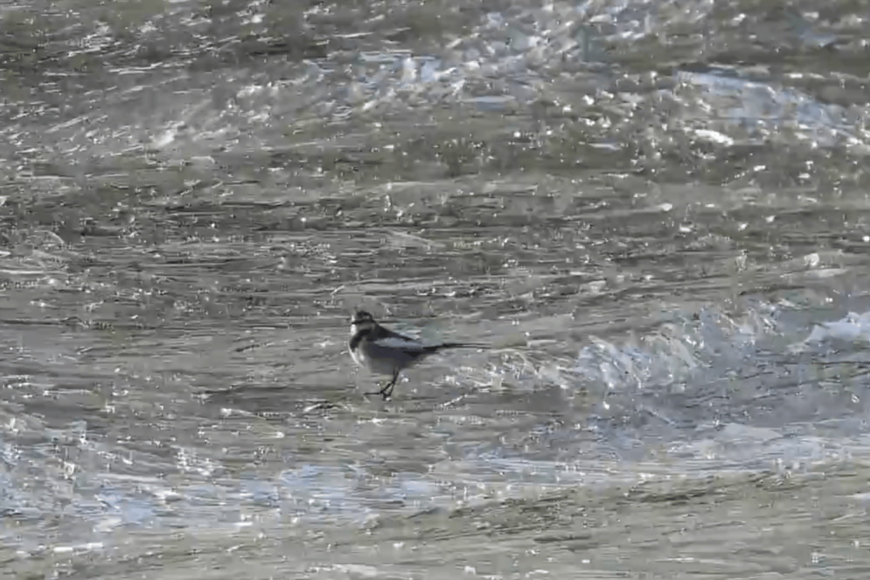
<box><xmin>3</xmin><ymin>0</ymin><xmax>870</xmax><ymax>577</ymax></box>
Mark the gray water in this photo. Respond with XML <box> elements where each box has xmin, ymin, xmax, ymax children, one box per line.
<box><xmin>3</xmin><ymin>0</ymin><xmax>870</xmax><ymax>578</ymax></box>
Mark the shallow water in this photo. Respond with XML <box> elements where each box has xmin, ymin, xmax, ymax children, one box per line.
<box><xmin>2</xmin><ymin>0</ymin><xmax>870</xmax><ymax>578</ymax></box>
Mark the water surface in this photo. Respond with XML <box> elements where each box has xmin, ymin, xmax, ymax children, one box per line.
<box><xmin>2</xmin><ymin>0</ymin><xmax>870</xmax><ymax>578</ymax></box>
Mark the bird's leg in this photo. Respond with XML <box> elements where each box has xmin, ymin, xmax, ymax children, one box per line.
<box><xmin>365</xmin><ymin>370</ymin><xmax>400</xmax><ymax>400</ymax></box>
<box><xmin>378</xmin><ymin>370</ymin><xmax>400</xmax><ymax>400</ymax></box>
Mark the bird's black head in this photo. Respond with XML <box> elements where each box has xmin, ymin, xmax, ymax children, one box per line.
<box><xmin>351</xmin><ymin>310</ymin><xmax>375</xmax><ymax>326</ymax></box>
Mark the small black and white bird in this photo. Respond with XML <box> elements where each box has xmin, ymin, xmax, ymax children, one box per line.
<box><xmin>349</xmin><ymin>310</ymin><xmax>485</xmax><ymax>400</ymax></box>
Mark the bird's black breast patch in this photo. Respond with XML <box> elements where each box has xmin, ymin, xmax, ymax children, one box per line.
<box><xmin>349</xmin><ymin>328</ymin><xmax>371</xmax><ymax>351</ymax></box>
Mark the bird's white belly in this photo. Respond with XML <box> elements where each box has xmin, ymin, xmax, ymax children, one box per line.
<box><xmin>351</xmin><ymin>340</ymin><xmax>408</xmax><ymax>376</ymax></box>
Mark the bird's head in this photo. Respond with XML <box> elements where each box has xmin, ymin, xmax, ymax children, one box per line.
<box><xmin>350</xmin><ymin>310</ymin><xmax>377</xmax><ymax>335</ymax></box>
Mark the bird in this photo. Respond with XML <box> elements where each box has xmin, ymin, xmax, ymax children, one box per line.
<box><xmin>348</xmin><ymin>310</ymin><xmax>485</xmax><ymax>400</ymax></box>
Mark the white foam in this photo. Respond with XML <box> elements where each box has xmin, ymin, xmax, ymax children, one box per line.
<box><xmin>572</xmin><ymin>304</ymin><xmax>776</xmax><ymax>392</ymax></box>
<box><xmin>793</xmin><ymin>311</ymin><xmax>870</xmax><ymax>351</ymax></box>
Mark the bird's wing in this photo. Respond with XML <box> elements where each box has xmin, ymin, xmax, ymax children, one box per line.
<box><xmin>372</xmin><ymin>335</ymin><xmax>430</xmax><ymax>353</ymax></box>
<box><xmin>371</xmin><ymin>324</ymin><xmax>415</xmax><ymax>342</ymax></box>
<box><xmin>368</xmin><ymin>325</ymin><xmax>432</xmax><ymax>354</ymax></box>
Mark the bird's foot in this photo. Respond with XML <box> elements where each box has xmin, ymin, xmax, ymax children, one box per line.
<box><xmin>364</xmin><ymin>381</ymin><xmax>395</xmax><ymax>401</ymax></box>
